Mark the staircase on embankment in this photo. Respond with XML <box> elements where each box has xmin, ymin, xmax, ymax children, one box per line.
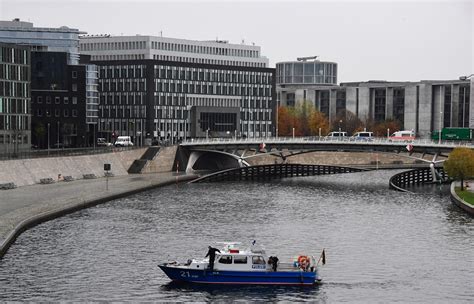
<box><xmin>127</xmin><ymin>147</ymin><xmax>161</xmax><ymax>174</ymax></box>
<box><xmin>141</xmin><ymin>145</ymin><xmax>178</xmax><ymax>173</ymax></box>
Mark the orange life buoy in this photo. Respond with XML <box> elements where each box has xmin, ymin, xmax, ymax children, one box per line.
<box><xmin>297</xmin><ymin>255</ymin><xmax>309</xmax><ymax>269</ymax></box>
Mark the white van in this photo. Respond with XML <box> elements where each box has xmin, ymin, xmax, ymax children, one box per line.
<box><xmin>389</xmin><ymin>130</ymin><xmax>416</xmax><ymax>142</ymax></box>
<box><xmin>351</xmin><ymin>131</ymin><xmax>374</xmax><ymax>141</ymax></box>
<box><xmin>326</xmin><ymin>131</ymin><xmax>348</xmax><ymax>139</ymax></box>
<box><xmin>114</xmin><ymin>136</ymin><xmax>134</xmax><ymax>147</ymax></box>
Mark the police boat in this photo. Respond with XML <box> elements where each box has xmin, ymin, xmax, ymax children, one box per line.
<box><xmin>158</xmin><ymin>242</ymin><xmax>325</xmax><ymax>285</ymax></box>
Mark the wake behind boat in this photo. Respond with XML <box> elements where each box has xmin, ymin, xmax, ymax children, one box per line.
<box><xmin>158</xmin><ymin>242</ymin><xmax>325</xmax><ymax>285</ymax></box>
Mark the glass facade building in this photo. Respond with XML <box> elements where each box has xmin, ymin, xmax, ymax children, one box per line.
<box><xmin>276</xmin><ymin>60</ymin><xmax>337</xmax><ymax>85</ymax></box>
<box><xmin>0</xmin><ymin>19</ymin><xmax>84</xmax><ymax>65</ymax></box>
<box><xmin>0</xmin><ymin>43</ymin><xmax>31</xmax><ymax>153</ymax></box>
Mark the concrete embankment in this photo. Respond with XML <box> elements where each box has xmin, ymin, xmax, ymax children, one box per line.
<box><xmin>0</xmin><ymin>172</ymin><xmax>198</xmax><ymax>258</ymax></box>
<box><xmin>0</xmin><ymin>145</ymin><xmax>189</xmax><ymax>258</ymax></box>
<box><xmin>0</xmin><ymin>148</ymin><xmax>147</xmax><ymax>188</ymax></box>
<box><xmin>450</xmin><ymin>182</ymin><xmax>474</xmax><ymax>216</ymax></box>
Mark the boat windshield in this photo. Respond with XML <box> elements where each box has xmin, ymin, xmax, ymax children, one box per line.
<box><xmin>252</xmin><ymin>256</ymin><xmax>266</xmax><ymax>264</ymax></box>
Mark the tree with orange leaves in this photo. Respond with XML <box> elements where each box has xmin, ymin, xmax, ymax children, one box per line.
<box><xmin>278</xmin><ymin>101</ymin><xmax>329</xmax><ymax>136</ymax></box>
<box><xmin>277</xmin><ymin>106</ymin><xmax>294</xmax><ymax>136</ymax></box>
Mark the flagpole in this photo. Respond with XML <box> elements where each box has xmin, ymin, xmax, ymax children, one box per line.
<box><xmin>316</xmin><ymin>248</ymin><xmax>326</xmax><ymax>267</ymax></box>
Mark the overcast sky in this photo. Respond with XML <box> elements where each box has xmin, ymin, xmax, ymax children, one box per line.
<box><xmin>1</xmin><ymin>0</ymin><xmax>472</xmax><ymax>83</ymax></box>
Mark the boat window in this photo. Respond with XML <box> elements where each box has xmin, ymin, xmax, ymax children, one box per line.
<box><xmin>218</xmin><ymin>255</ymin><xmax>232</xmax><ymax>264</ymax></box>
<box><xmin>233</xmin><ymin>256</ymin><xmax>248</xmax><ymax>264</ymax></box>
<box><xmin>252</xmin><ymin>256</ymin><xmax>265</xmax><ymax>265</ymax></box>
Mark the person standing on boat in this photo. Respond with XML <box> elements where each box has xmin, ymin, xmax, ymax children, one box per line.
<box><xmin>205</xmin><ymin>246</ymin><xmax>221</xmax><ymax>271</ymax></box>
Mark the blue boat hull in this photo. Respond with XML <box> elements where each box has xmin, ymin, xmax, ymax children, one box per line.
<box><xmin>158</xmin><ymin>264</ymin><xmax>320</xmax><ymax>285</ymax></box>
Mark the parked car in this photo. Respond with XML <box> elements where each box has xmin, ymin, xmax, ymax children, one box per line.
<box><xmin>97</xmin><ymin>138</ymin><xmax>112</xmax><ymax>147</ymax></box>
<box><xmin>350</xmin><ymin>131</ymin><xmax>374</xmax><ymax>141</ymax></box>
<box><xmin>114</xmin><ymin>136</ymin><xmax>134</xmax><ymax>147</ymax></box>
<box><xmin>325</xmin><ymin>131</ymin><xmax>348</xmax><ymax>139</ymax></box>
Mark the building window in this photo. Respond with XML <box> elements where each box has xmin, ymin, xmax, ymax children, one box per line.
<box><xmin>55</xmin><ymin>109</ymin><xmax>60</xmax><ymax>117</ymax></box>
<box><xmin>37</xmin><ymin>96</ymin><xmax>43</xmax><ymax>103</ymax></box>
<box><xmin>72</xmin><ymin>71</ymin><xmax>77</xmax><ymax>79</ymax></box>
<box><xmin>72</xmin><ymin>84</ymin><xmax>77</xmax><ymax>91</ymax></box>
<box><xmin>72</xmin><ymin>109</ymin><xmax>78</xmax><ymax>117</ymax></box>
<box><xmin>46</xmin><ymin>96</ymin><xmax>51</xmax><ymax>104</ymax></box>
<box><xmin>72</xmin><ymin>97</ymin><xmax>77</xmax><ymax>104</ymax></box>
<box><xmin>64</xmin><ymin>97</ymin><xmax>69</xmax><ymax>104</ymax></box>
<box><xmin>374</xmin><ymin>88</ymin><xmax>386</xmax><ymax>122</ymax></box>
<box><xmin>64</xmin><ymin>109</ymin><xmax>69</xmax><ymax>117</ymax></box>
<box><xmin>55</xmin><ymin>97</ymin><xmax>60</xmax><ymax>104</ymax></box>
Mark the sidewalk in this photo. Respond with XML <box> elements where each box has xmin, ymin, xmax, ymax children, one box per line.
<box><xmin>0</xmin><ymin>172</ymin><xmax>197</xmax><ymax>258</ymax></box>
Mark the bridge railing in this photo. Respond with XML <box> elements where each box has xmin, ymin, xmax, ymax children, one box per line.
<box><xmin>389</xmin><ymin>167</ymin><xmax>449</xmax><ymax>192</ymax></box>
<box><xmin>181</xmin><ymin>136</ymin><xmax>473</xmax><ymax>148</ymax></box>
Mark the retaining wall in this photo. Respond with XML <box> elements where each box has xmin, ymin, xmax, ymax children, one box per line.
<box><xmin>450</xmin><ymin>182</ymin><xmax>474</xmax><ymax>216</ymax></box>
<box><xmin>0</xmin><ymin>148</ymin><xmax>146</xmax><ymax>187</ymax></box>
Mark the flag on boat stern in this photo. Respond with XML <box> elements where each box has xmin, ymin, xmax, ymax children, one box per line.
<box><xmin>322</xmin><ymin>249</ymin><xmax>326</xmax><ymax>265</ymax></box>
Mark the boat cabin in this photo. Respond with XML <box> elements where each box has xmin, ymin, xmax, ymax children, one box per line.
<box><xmin>185</xmin><ymin>243</ymin><xmax>271</xmax><ymax>271</ymax></box>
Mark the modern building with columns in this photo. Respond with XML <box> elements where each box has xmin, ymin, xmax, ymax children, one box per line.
<box><xmin>277</xmin><ymin>58</ymin><xmax>472</xmax><ymax>138</ymax></box>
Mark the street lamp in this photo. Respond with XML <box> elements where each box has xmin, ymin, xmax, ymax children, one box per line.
<box><xmin>57</xmin><ymin>121</ymin><xmax>60</xmax><ymax>148</ymax></box>
<box><xmin>93</xmin><ymin>123</ymin><xmax>96</xmax><ymax>149</ymax></box>
<box><xmin>339</xmin><ymin>120</ymin><xmax>342</xmax><ymax>133</ymax></box>
<box><xmin>438</xmin><ymin>111</ymin><xmax>443</xmax><ymax>145</ymax></box>
<box><xmin>47</xmin><ymin>123</ymin><xmax>50</xmax><ymax>154</ymax></box>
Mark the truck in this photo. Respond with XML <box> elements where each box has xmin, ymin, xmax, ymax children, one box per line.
<box><xmin>431</xmin><ymin>128</ymin><xmax>473</xmax><ymax>141</ymax></box>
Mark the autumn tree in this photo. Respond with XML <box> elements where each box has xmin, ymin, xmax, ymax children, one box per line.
<box><xmin>278</xmin><ymin>101</ymin><xmax>329</xmax><ymax>137</ymax></box>
<box><xmin>294</xmin><ymin>100</ymin><xmax>313</xmax><ymax>136</ymax></box>
<box><xmin>444</xmin><ymin>147</ymin><xmax>474</xmax><ymax>190</ymax></box>
<box><xmin>369</xmin><ymin>119</ymin><xmax>402</xmax><ymax>137</ymax></box>
<box><xmin>309</xmin><ymin>110</ymin><xmax>330</xmax><ymax>136</ymax></box>
<box><xmin>277</xmin><ymin>106</ymin><xmax>294</xmax><ymax>136</ymax></box>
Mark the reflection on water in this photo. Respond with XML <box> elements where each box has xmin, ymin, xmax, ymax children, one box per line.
<box><xmin>0</xmin><ymin>170</ymin><xmax>473</xmax><ymax>302</ymax></box>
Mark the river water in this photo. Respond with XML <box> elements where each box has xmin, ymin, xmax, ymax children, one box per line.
<box><xmin>0</xmin><ymin>170</ymin><xmax>473</xmax><ymax>302</ymax></box>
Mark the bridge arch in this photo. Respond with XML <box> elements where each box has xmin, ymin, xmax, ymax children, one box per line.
<box><xmin>185</xmin><ymin>150</ymin><xmax>250</xmax><ymax>173</ymax></box>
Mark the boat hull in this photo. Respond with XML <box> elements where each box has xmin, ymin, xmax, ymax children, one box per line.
<box><xmin>158</xmin><ymin>264</ymin><xmax>320</xmax><ymax>285</ymax></box>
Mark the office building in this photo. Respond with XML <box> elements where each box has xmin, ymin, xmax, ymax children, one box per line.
<box><xmin>79</xmin><ymin>35</ymin><xmax>268</xmax><ymax>68</ymax></box>
<box><xmin>277</xmin><ymin>69</ymin><xmax>472</xmax><ymax>137</ymax></box>
<box><xmin>0</xmin><ymin>18</ymin><xmax>84</xmax><ymax>65</ymax></box>
<box><xmin>94</xmin><ymin>59</ymin><xmax>275</xmax><ymax>144</ymax></box>
<box><xmin>30</xmin><ymin>52</ymin><xmax>98</xmax><ymax>148</ymax></box>
<box><xmin>0</xmin><ymin>43</ymin><xmax>31</xmax><ymax>154</ymax></box>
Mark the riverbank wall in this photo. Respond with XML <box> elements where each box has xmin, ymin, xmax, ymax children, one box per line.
<box><xmin>0</xmin><ymin>148</ymin><xmax>147</xmax><ymax>188</ymax></box>
<box><xmin>450</xmin><ymin>182</ymin><xmax>474</xmax><ymax>216</ymax></box>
